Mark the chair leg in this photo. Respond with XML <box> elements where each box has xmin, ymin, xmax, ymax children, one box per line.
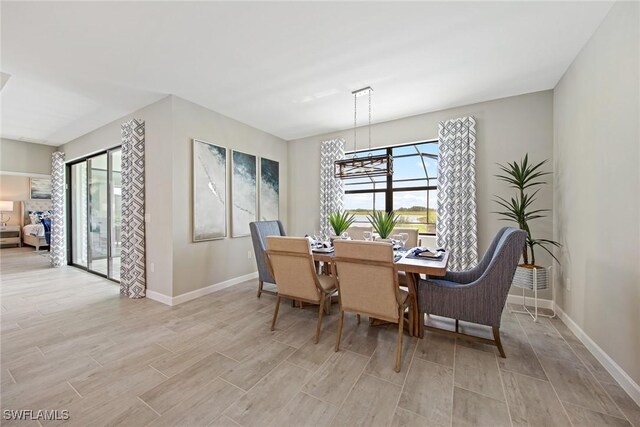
<box><xmin>315</xmin><ymin>299</ymin><xmax>325</xmax><ymax>344</ymax></box>
<box><xmin>257</xmin><ymin>280</ymin><xmax>264</xmax><ymax>298</ymax></box>
<box><xmin>408</xmin><ymin>301</ymin><xmax>414</xmax><ymax>337</ymax></box>
<box><xmin>455</xmin><ymin>319</ymin><xmax>459</xmax><ymax>333</ymax></box>
<box><xmin>324</xmin><ymin>296</ymin><xmax>331</xmax><ymax>315</ymax></box>
<box><xmin>356</xmin><ymin>314</ymin><xmax>361</xmax><ymax>324</ymax></box>
<box><xmin>335</xmin><ymin>310</ymin><xmax>344</xmax><ymax>352</ymax></box>
<box><xmin>493</xmin><ymin>326</ymin><xmax>506</xmax><ymax>358</ymax></box>
<box><xmin>271</xmin><ymin>295</ymin><xmax>281</xmax><ymax>331</ymax></box>
<box><xmin>395</xmin><ymin>308</ymin><xmax>404</xmax><ymax>373</ymax></box>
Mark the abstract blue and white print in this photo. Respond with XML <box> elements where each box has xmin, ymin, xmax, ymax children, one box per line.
<box><xmin>259</xmin><ymin>157</ymin><xmax>279</xmax><ymax>221</ymax></box>
<box><xmin>193</xmin><ymin>139</ymin><xmax>227</xmax><ymax>241</ymax></box>
<box><xmin>30</xmin><ymin>177</ymin><xmax>52</xmax><ymax>200</ymax></box>
<box><xmin>231</xmin><ymin>150</ymin><xmax>257</xmax><ymax>237</ymax></box>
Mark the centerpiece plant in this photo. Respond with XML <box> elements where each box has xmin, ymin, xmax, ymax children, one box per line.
<box><xmin>494</xmin><ymin>154</ymin><xmax>560</xmax><ymax>267</ymax></box>
<box><xmin>367</xmin><ymin>210</ymin><xmax>399</xmax><ymax>240</ymax></box>
<box><xmin>328</xmin><ymin>211</ymin><xmax>356</xmax><ymax>236</ymax></box>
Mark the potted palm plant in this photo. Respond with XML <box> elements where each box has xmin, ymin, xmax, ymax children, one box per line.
<box><xmin>368</xmin><ymin>211</ymin><xmax>399</xmax><ymax>241</ymax></box>
<box><xmin>328</xmin><ymin>211</ymin><xmax>356</xmax><ymax>238</ymax></box>
<box><xmin>494</xmin><ymin>154</ymin><xmax>560</xmax><ymax>291</ymax></box>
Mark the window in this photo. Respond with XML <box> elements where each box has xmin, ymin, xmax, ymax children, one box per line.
<box><xmin>343</xmin><ymin>141</ymin><xmax>438</xmax><ymax>235</ymax></box>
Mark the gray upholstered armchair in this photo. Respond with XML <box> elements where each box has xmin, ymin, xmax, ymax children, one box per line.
<box><xmin>417</xmin><ymin>227</ymin><xmax>526</xmax><ymax>357</ymax></box>
<box><xmin>250</xmin><ymin>220</ymin><xmax>287</xmax><ymax>298</ymax></box>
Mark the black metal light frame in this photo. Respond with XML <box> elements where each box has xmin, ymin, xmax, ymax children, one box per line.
<box><xmin>334</xmin><ymin>153</ymin><xmax>393</xmax><ymax>179</ymax></box>
<box><xmin>334</xmin><ymin>86</ymin><xmax>394</xmax><ymax>179</ymax></box>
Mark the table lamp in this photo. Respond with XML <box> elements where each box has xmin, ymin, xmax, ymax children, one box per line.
<box><xmin>0</xmin><ymin>201</ymin><xmax>14</xmax><ymax>226</ymax></box>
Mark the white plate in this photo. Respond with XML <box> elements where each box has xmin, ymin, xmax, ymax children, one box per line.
<box><xmin>313</xmin><ymin>247</ymin><xmax>334</xmax><ymax>253</ymax></box>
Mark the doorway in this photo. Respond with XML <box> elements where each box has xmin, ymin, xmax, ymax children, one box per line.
<box><xmin>67</xmin><ymin>148</ymin><xmax>122</xmax><ymax>281</ymax></box>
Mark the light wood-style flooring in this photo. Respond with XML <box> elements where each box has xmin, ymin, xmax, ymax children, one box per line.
<box><xmin>1</xmin><ymin>247</ymin><xmax>639</xmax><ymax>426</ymax></box>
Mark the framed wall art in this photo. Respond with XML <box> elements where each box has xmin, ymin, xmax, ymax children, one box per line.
<box><xmin>231</xmin><ymin>150</ymin><xmax>257</xmax><ymax>237</ymax></box>
<box><xmin>193</xmin><ymin>139</ymin><xmax>227</xmax><ymax>241</ymax></box>
<box><xmin>30</xmin><ymin>177</ymin><xmax>52</xmax><ymax>200</ymax></box>
<box><xmin>259</xmin><ymin>157</ymin><xmax>279</xmax><ymax>220</ymax></box>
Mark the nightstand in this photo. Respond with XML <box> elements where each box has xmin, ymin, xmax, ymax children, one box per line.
<box><xmin>0</xmin><ymin>225</ymin><xmax>22</xmax><ymax>248</ymax></box>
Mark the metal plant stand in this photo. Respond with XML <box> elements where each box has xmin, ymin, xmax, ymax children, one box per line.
<box><xmin>509</xmin><ymin>265</ymin><xmax>556</xmax><ymax>321</ymax></box>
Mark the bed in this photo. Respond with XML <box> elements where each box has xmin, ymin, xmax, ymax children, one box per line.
<box><xmin>21</xmin><ymin>200</ymin><xmax>52</xmax><ymax>251</ymax></box>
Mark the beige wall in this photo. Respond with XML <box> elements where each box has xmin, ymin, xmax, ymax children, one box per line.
<box><xmin>0</xmin><ymin>138</ymin><xmax>56</xmax><ymax>175</ymax></box>
<box><xmin>554</xmin><ymin>1</ymin><xmax>639</xmax><ymax>384</ymax></box>
<box><xmin>171</xmin><ymin>97</ymin><xmax>288</xmax><ymax>296</ymax></box>
<box><xmin>0</xmin><ymin>176</ymin><xmax>30</xmax><ymax>226</ymax></box>
<box><xmin>0</xmin><ymin>139</ymin><xmax>56</xmax><ymax>225</ymax></box>
<box><xmin>288</xmin><ymin>90</ymin><xmax>555</xmax><ymax>297</ymax></box>
<box><xmin>61</xmin><ymin>95</ymin><xmax>288</xmax><ymax>298</ymax></box>
<box><xmin>61</xmin><ymin>96</ymin><xmax>175</xmax><ymax>297</ymax></box>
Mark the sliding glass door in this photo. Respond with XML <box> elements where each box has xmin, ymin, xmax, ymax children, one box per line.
<box><xmin>68</xmin><ymin>147</ymin><xmax>122</xmax><ymax>281</ymax></box>
<box><xmin>88</xmin><ymin>154</ymin><xmax>108</xmax><ymax>275</ymax></box>
<box><xmin>70</xmin><ymin>162</ymin><xmax>88</xmax><ymax>267</ymax></box>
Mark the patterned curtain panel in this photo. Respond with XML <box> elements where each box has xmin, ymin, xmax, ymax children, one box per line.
<box><xmin>120</xmin><ymin>119</ymin><xmax>146</xmax><ymax>298</ymax></box>
<box><xmin>50</xmin><ymin>152</ymin><xmax>66</xmax><ymax>267</ymax></box>
<box><xmin>319</xmin><ymin>138</ymin><xmax>345</xmax><ymax>237</ymax></box>
<box><xmin>436</xmin><ymin>117</ymin><xmax>478</xmax><ymax>271</ymax></box>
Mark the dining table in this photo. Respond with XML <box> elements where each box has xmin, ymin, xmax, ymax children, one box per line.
<box><xmin>312</xmin><ymin>247</ymin><xmax>449</xmax><ymax>338</ymax></box>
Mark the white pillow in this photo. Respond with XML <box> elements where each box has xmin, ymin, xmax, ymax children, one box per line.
<box><xmin>29</xmin><ymin>213</ymin><xmax>41</xmax><ymax>224</ymax></box>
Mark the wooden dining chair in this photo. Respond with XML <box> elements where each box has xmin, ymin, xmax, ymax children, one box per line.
<box><xmin>392</xmin><ymin>227</ymin><xmax>419</xmax><ymax>248</ymax></box>
<box><xmin>265</xmin><ymin>236</ymin><xmax>337</xmax><ymax>344</ymax></box>
<box><xmin>346</xmin><ymin>226</ymin><xmax>373</xmax><ymax>240</ymax></box>
<box><xmin>332</xmin><ymin>240</ymin><xmax>413</xmax><ymax>372</ymax></box>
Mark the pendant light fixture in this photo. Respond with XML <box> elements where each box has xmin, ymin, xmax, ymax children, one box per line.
<box><xmin>334</xmin><ymin>86</ymin><xmax>393</xmax><ymax>179</ymax></box>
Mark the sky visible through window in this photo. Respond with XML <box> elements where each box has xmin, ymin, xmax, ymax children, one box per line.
<box><xmin>344</xmin><ymin>141</ymin><xmax>438</xmax><ymax>234</ymax></box>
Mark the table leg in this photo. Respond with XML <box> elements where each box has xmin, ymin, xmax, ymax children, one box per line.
<box><xmin>406</xmin><ymin>272</ymin><xmax>421</xmax><ymax>337</ymax></box>
<box><xmin>322</xmin><ymin>262</ymin><xmax>332</xmax><ymax>276</ymax></box>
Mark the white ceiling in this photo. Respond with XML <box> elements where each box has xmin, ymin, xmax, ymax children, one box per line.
<box><xmin>1</xmin><ymin>1</ymin><xmax>613</xmax><ymax>146</ymax></box>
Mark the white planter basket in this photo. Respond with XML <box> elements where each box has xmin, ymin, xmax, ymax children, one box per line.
<box><xmin>512</xmin><ymin>265</ymin><xmax>548</xmax><ymax>290</ymax></box>
<box><xmin>509</xmin><ymin>265</ymin><xmax>555</xmax><ymax>321</ymax></box>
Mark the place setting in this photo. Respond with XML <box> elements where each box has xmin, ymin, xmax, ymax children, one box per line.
<box><xmin>307</xmin><ymin>231</ymin><xmax>335</xmax><ymax>253</ymax></box>
<box><xmin>406</xmin><ymin>246</ymin><xmax>446</xmax><ymax>260</ymax></box>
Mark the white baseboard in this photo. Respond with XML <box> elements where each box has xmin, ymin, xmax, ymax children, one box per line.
<box><xmin>556</xmin><ymin>304</ymin><xmax>640</xmax><ymax>407</ymax></box>
<box><xmin>506</xmin><ymin>294</ymin><xmax>554</xmax><ymax>310</ymax></box>
<box><xmin>172</xmin><ymin>272</ymin><xmax>258</xmax><ymax>305</ymax></box>
<box><xmin>145</xmin><ymin>272</ymin><xmax>258</xmax><ymax>307</ymax></box>
<box><xmin>145</xmin><ymin>290</ymin><xmax>173</xmax><ymax>306</ymax></box>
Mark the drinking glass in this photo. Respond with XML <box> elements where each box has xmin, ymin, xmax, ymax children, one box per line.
<box><xmin>341</xmin><ymin>232</ymin><xmax>350</xmax><ymax>240</ymax></box>
<box><xmin>400</xmin><ymin>233</ymin><xmax>409</xmax><ymax>249</ymax></box>
<box><xmin>392</xmin><ymin>234</ymin><xmax>402</xmax><ymax>249</ymax></box>
<box><xmin>363</xmin><ymin>231</ymin><xmax>373</xmax><ymax>241</ymax></box>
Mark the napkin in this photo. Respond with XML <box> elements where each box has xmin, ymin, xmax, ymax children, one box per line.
<box><xmin>412</xmin><ymin>247</ymin><xmax>445</xmax><ymax>258</ymax></box>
